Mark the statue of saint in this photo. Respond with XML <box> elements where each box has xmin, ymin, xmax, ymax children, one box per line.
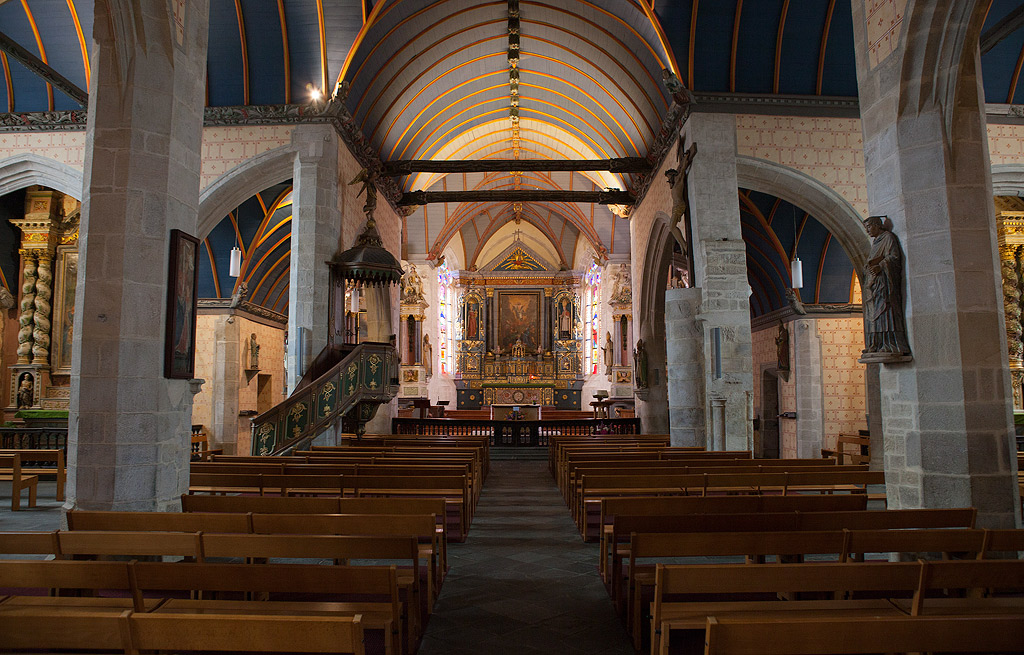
<box><xmin>559</xmin><ymin>298</ymin><xmax>572</xmax><ymax>338</ymax></box>
<box><xmin>633</xmin><ymin>339</ymin><xmax>648</xmax><ymax>389</ymax></box>
<box><xmin>862</xmin><ymin>216</ymin><xmax>911</xmax><ymax>358</ymax></box>
<box><xmin>17</xmin><ymin>373</ymin><xmax>33</xmax><ymax>409</ymax></box>
<box><xmin>602</xmin><ymin>331</ymin><xmax>613</xmax><ymax>376</ymax></box>
<box><xmin>422</xmin><ymin>333</ymin><xmax>432</xmax><ymax>378</ymax></box>
<box><xmin>775</xmin><ymin>321</ymin><xmax>789</xmax><ymax>372</ymax></box>
<box><xmin>401</xmin><ymin>263</ymin><xmax>424</xmax><ymax>303</ymax></box>
<box><xmin>249</xmin><ymin>333</ymin><xmax>260</xmax><ymax>370</ymax></box>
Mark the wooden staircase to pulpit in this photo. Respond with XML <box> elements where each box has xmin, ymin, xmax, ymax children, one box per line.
<box><xmin>250</xmin><ymin>340</ymin><xmax>399</xmax><ymax>455</ymax></box>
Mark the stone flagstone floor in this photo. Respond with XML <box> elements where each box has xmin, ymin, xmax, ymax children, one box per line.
<box><xmin>417</xmin><ymin>459</ymin><xmax>634</xmax><ymax>655</ymax></box>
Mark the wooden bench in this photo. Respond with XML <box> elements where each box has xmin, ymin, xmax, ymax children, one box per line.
<box><xmin>0</xmin><ymin>609</ymin><xmax>367</xmax><ymax>655</ymax></box>
<box><xmin>702</xmin><ymin>615</ymin><xmax>1024</xmax><ymax>655</ymax></box>
<box><xmin>577</xmin><ymin>470</ymin><xmax>885</xmax><ymax>532</ymax></box>
<box><xmin>821</xmin><ymin>432</ymin><xmax>871</xmax><ymax>465</ymax></box>
<box><xmin>626</xmin><ymin>527</ymin><xmax>1018</xmax><ymax>649</ymax></box>
<box><xmin>0</xmin><ymin>448</ymin><xmax>64</xmax><ymax>501</ymax></box>
<box><xmin>597</xmin><ymin>494</ymin><xmax>870</xmax><ymax>551</ymax></box>
<box><xmin>0</xmin><ymin>453</ymin><xmax>37</xmax><ymax>511</ymax></box>
<box><xmin>605</xmin><ymin>507</ymin><xmax>977</xmax><ymax>594</ymax></box>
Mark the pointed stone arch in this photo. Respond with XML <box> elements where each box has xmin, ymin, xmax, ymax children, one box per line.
<box><xmin>198</xmin><ymin>145</ymin><xmax>295</xmax><ymax>238</ymax></box>
<box><xmin>735</xmin><ymin>155</ymin><xmax>869</xmax><ymax>274</ymax></box>
<box><xmin>0</xmin><ymin>154</ymin><xmax>83</xmax><ymax>199</ymax></box>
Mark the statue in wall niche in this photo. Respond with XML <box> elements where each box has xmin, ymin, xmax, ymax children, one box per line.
<box><xmin>610</xmin><ymin>263</ymin><xmax>632</xmax><ymax>304</ymax></box>
<box><xmin>16</xmin><ymin>372</ymin><xmax>33</xmax><ymax>409</ymax></box>
<box><xmin>633</xmin><ymin>339</ymin><xmax>648</xmax><ymax>389</ymax></box>
<box><xmin>776</xmin><ymin>320</ymin><xmax>790</xmax><ymax>372</ymax></box>
<box><xmin>248</xmin><ymin>333</ymin><xmax>260</xmax><ymax>370</ymax></box>
<box><xmin>422</xmin><ymin>333</ymin><xmax>432</xmax><ymax>378</ymax></box>
<box><xmin>860</xmin><ymin>215</ymin><xmax>912</xmax><ymax>363</ymax></box>
<box><xmin>602</xmin><ymin>331</ymin><xmax>613</xmax><ymax>376</ymax></box>
<box><xmin>401</xmin><ymin>263</ymin><xmax>424</xmax><ymax>303</ymax></box>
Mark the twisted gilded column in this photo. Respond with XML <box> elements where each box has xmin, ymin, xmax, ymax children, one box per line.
<box><xmin>998</xmin><ymin>214</ymin><xmax>1024</xmax><ymax>408</ymax></box>
<box><xmin>17</xmin><ymin>252</ymin><xmax>37</xmax><ymax>365</ymax></box>
<box><xmin>31</xmin><ymin>251</ymin><xmax>53</xmax><ymax>366</ymax></box>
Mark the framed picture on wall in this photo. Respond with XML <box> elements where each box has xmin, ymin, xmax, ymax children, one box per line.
<box><xmin>164</xmin><ymin>229</ymin><xmax>200</xmax><ymax>379</ymax></box>
<box><xmin>51</xmin><ymin>246</ymin><xmax>78</xmax><ymax>375</ymax></box>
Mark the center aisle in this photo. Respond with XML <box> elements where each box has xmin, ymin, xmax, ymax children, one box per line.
<box><xmin>418</xmin><ymin>458</ymin><xmax>634</xmax><ymax>655</ymax></box>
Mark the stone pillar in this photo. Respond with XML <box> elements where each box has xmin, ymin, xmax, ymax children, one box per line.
<box><xmin>210</xmin><ymin>316</ymin><xmax>240</xmax><ymax>455</ymax></box>
<box><xmin>665</xmin><ymin>287</ymin><xmax>705</xmax><ymax>447</ymax></box>
<box><xmin>851</xmin><ymin>0</ymin><xmax>1019</xmax><ymax>526</ymax></box>
<box><xmin>792</xmin><ymin>319</ymin><xmax>824</xmax><ymax>458</ymax></box>
<box><xmin>683</xmin><ymin>113</ymin><xmax>754</xmax><ymax>451</ymax></box>
<box><xmin>287</xmin><ymin>124</ymin><xmax>341</xmax><ymax>391</ymax></box>
<box><xmin>68</xmin><ymin>0</ymin><xmax>210</xmax><ymax>511</ymax></box>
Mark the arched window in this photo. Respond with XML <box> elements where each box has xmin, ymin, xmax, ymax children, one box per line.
<box><xmin>437</xmin><ymin>262</ymin><xmax>454</xmax><ymax>375</ymax></box>
<box><xmin>583</xmin><ymin>262</ymin><xmax>601</xmax><ymax>374</ymax></box>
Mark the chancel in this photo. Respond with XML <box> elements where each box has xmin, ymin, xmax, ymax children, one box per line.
<box><xmin>0</xmin><ymin>1</ymin><xmax>1022</xmax><ymax>654</ymax></box>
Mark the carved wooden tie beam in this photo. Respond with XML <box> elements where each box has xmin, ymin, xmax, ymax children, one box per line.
<box><xmin>397</xmin><ymin>189</ymin><xmax>635</xmax><ymax>206</ymax></box>
<box><xmin>384</xmin><ymin>157</ymin><xmax>652</xmax><ymax>175</ymax></box>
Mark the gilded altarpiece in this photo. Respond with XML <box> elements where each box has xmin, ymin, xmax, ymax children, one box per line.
<box><xmin>455</xmin><ymin>272</ymin><xmax>583</xmax><ymax>409</ymax></box>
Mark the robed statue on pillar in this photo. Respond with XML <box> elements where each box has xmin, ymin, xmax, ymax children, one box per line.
<box><xmin>860</xmin><ymin>215</ymin><xmax>912</xmax><ymax>363</ymax></box>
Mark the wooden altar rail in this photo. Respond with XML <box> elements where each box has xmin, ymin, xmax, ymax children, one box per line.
<box><xmin>0</xmin><ymin>427</ymin><xmax>67</xmax><ymax>451</ymax></box>
<box><xmin>391</xmin><ymin>417</ymin><xmax>642</xmax><ymax>447</ymax></box>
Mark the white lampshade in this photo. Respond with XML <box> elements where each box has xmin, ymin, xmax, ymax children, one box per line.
<box><xmin>790</xmin><ymin>257</ymin><xmax>804</xmax><ymax>289</ymax></box>
<box><xmin>350</xmin><ymin>286</ymin><xmax>360</xmax><ymax>314</ymax></box>
<box><xmin>229</xmin><ymin>246</ymin><xmax>242</xmax><ymax>277</ymax></box>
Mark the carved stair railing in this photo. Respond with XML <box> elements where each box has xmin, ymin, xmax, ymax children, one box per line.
<box><xmin>250</xmin><ymin>341</ymin><xmax>399</xmax><ymax>455</ymax></box>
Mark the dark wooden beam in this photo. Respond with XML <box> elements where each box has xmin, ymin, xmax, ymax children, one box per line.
<box><xmin>0</xmin><ymin>30</ymin><xmax>88</xmax><ymax>107</ymax></box>
<box><xmin>384</xmin><ymin>157</ymin><xmax>651</xmax><ymax>176</ymax></box>
<box><xmin>398</xmin><ymin>189</ymin><xmax>634</xmax><ymax>206</ymax></box>
<box><xmin>981</xmin><ymin>5</ymin><xmax>1024</xmax><ymax>55</ymax></box>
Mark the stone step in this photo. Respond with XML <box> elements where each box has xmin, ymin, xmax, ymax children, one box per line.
<box><xmin>490</xmin><ymin>446</ymin><xmax>547</xmax><ymax>461</ymax></box>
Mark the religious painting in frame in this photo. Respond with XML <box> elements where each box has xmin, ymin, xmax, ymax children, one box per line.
<box><xmin>51</xmin><ymin>246</ymin><xmax>78</xmax><ymax>375</ymax></box>
<box><xmin>496</xmin><ymin>289</ymin><xmax>542</xmax><ymax>354</ymax></box>
<box><xmin>164</xmin><ymin>229</ymin><xmax>200</xmax><ymax>379</ymax></box>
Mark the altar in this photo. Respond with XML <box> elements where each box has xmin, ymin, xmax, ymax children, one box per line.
<box><xmin>490</xmin><ymin>404</ymin><xmax>541</xmax><ymax>420</ymax></box>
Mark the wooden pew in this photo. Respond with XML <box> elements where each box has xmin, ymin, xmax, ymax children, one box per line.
<box><xmin>597</xmin><ymin>494</ymin><xmax>870</xmax><ymax>551</ymax></box>
<box><xmin>821</xmin><ymin>433</ymin><xmax>870</xmax><ymax>465</ymax></box>
<box><xmin>652</xmin><ymin>560</ymin><xmax>922</xmax><ymax>654</ymax></box>
<box><xmin>577</xmin><ymin>470</ymin><xmax>885</xmax><ymax>532</ymax></box>
<box><xmin>626</xmin><ymin>527</ymin><xmax>1016</xmax><ymax>649</ymax></box>
<box><xmin>0</xmin><ymin>560</ymin><xmax>402</xmax><ymax>655</ymax></box>
<box><xmin>0</xmin><ymin>452</ymin><xmax>37</xmax><ymax>511</ymax></box>
<box><xmin>701</xmin><ymin>615</ymin><xmax>1024</xmax><ymax>655</ymax></box>
<box><xmin>0</xmin><ymin>609</ymin><xmax>367</xmax><ymax>655</ymax></box>
<box><xmin>0</xmin><ymin>448</ymin><xmax>65</xmax><ymax>501</ymax></box>
<box><xmin>605</xmin><ymin>507</ymin><xmax>977</xmax><ymax>591</ymax></box>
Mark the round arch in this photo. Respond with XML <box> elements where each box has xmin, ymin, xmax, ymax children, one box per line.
<box><xmin>736</xmin><ymin>155</ymin><xmax>869</xmax><ymax>275</ymax></box>
<box><xmin>197</xmin><ymin>145</ymin><xmax>295</xmax><ymax>238</ymax></box>
<box><xmin>0</xmin><ymin>154</ymin><xmax>83</xmax><ymax>199</ymax></box>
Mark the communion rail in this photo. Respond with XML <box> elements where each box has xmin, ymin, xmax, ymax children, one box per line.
<box><xmin>391</xmin><ymin>417</ymin><xmax>642</xmax><ymax>447</ymax></box>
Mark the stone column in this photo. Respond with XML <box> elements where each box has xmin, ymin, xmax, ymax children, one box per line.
<box><xmin>851</xmin><ymin>0</ymin><xmax>1019</xmax><ymax>526</ymax></box>
<box><xmin>17</xmin><ymin>252</ymin><xmax>36</xmax><ymax>364</ymax></box>
<box><xmin>210</xmin><ymin>315</ymin><xmax>240</xmax><ymax>455</ymax></box>
<box><xmin>287</xmin><ymin>124</ymin><xmax>341</xmax><ymax>391</ymax></box>
<box><xmin>665</xmin><ymin>287</ymin><xmax>705</xmax><ymax>447</ymax></box>
<box><xmin>683</xmin><ymin>113</ymin><xmax>754</xmax><ymax>451</ymax></box>
<box><xmin>792</xmin><ymin>319</ymin><xmax>824</xmax><ymax>458</ymax></box>
<box><xmin>68</xmin><ymin>0</ymin><xmax>210</xmax><ymax>512</ymax></box>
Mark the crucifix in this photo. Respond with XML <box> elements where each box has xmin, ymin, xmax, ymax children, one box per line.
<box><xmin>665</xmin><ymin>141</ymin><xmax>698</xmax><ymax>284</ymax></box>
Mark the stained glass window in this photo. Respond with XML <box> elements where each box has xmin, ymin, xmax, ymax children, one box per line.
<box><xmin>583</xmin><ymin>262</ymin><xmax>601</xmax><ymax>374</ymax></box>
<box><xmin>437</xmin><ymin>262</ymin><xmax>454</xmax><ymax>375</ymax></box>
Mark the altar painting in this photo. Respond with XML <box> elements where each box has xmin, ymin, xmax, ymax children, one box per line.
<box><xmin>497</xmin><ymin>290</ymin><xmax>541</xmax><ymax>353</ymax></box>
